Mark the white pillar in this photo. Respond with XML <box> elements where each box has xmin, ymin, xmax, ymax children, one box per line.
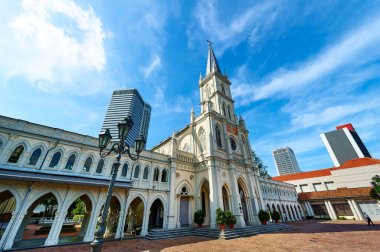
<box><xmin>44</xmin><ymin>210</ymin><xmax>66</xmax><ymax>245</ymax></box>
<box><xmin>228</xmin><ymin>166</ymin><xmax>245</xmax><ymax>227</ymax></box>
<box><xmin>208</xmin><ymin>163</ymin><xmax>217</xmax><ymax>228</ymax></box>
<box><xmin>324</xmin><ymin>201</ymin><xmax>337</xmax><ymax>220</ymax></box>
<box><xmin>167</xmin><ymin>161</ymin><xmax>177</xmax><ymax>229</ymax></box>
<box><xmin>351</xmin><ymin>200</ymin><xmax>364</xmax><ymax>220</ymax></box>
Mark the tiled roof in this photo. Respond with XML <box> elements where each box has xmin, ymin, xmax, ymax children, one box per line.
<box><xmin>298</xmin><ymin>187</ymin><xmax>372</xmax><ymax>200</ymax></box>
<box><xmin>272</xmin><ymin>157</ymin><xmax>380</xmax><ymax>182</ymax></box>
<box><xmin>272</xmin><ymin>169</ymin><xmax>331</xmax><ymax>182</ymax></box>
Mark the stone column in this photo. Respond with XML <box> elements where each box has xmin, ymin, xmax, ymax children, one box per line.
<box><xmin>228</xmin><ymin>165</ymin><xmax>245</xmax><ymax>227</ymax></box>
<box><xmin>247</xmin><ymin>171</ymin><xmax>260</xmax><ymax>224</ymax></box>
<box><xmin>140</xmin><ymin>209</ymin><xmax>149</xmax><ymax>236</ymax></box>
<box><xmin>0</xmin><ymin>211</ymin><xmax>17</xmax><ymax>249</ymax></box>
<box><xmin>115</xmin><ymin>210</ymin><xmax>126</xmax><ymax>239</ymax></box>
<box><xmin>208</xmin><ymin>161</ymin><xmax>218</xmax><ymax>228</ymax></box>
<box><xmin>44</xmin><ymin>210</ymin><xmax>67</xmax><ymax>246</ymax></box>
<box><xmin>167</xmin><ymin>160</ymin><xmax>177</xmax><ymax>229</ymax></box>
<box><xmin>324</xmin><ymin>201</ymin><xmax>337</xmax><ymax>220</ymax></box>
<box><xmin>351</xmin><ymin>200</ymin><xmax>364</xmax><ymax>220</ymax></box>
<box><xmin>347</xmin><ymin>200</ymin><xmax>360</xmax><ymax>220</ymax></box>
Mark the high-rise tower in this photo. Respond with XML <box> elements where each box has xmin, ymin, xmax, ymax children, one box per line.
<box><xmin>320</xmin><ymin>123</ymin><xmax>371</xmax><ymax>167</ymax></box>
<box><xmin>272</xmin><ymin>147</ymin><xmax>301</xmax><ymax>176</ymax></box>
<box><xmin>101</xmin><ymin>89</ymin><xmax>151</xmax><ymax>148</ymax></box>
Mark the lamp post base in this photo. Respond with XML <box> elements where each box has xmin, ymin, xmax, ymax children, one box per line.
<box><xmin>90</xmin><ymin>238</ymin><xmax>104</xmax><ymax>252</ymax></box>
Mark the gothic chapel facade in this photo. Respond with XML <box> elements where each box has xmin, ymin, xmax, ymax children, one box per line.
<box><xmin>153</xmin><ymin>45</ymin><xmax>265</xmax><ymax>228</ymax></box>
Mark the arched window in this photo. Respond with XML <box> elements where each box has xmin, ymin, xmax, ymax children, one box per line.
<box><xmin>230</xmin><ymin>138</ymin><xmax>237</xmax><ymax>151</ymax></box>
<box><xmin>28</xmin><ymin>148</ymin><xmax>42</xmax><ymax>166</ymax></box>
<box><xmin>8</xmin><ymin>145</ymin><xmax>24</xmax><ymax>163</ymax></box>
<box><xmin>65</xmin><ymin>154</ymin><xmax>76</xmax><ymax>170</ymax></box>
<box><xmin>83</xmin><ymin>157</ymin><xmax>93</xmax><ymax>172</ymax></box>
<box><xmin>96</xmin><ymin>159</ymin><xmax>105</xmax><ymax>174</ymax></box>
<box><xmin>161</xmin><ymin>169</ymin><xmax>167</xmax><ymax>182</ymax></box>
<box><xmin>143</xmin><ymin>166</ymin><xmax>149</xmax><ymax>179</ymax></box>
<box><xmin>227</xmin><ymin>105</ymin><xmax>232</xmax><ymax>119</ymax></box>
<box><xmin>153</xmin><ymin>168</ymin><xmax>159</xmax><ymax>181</ymax></box>
<box><xmin>121</xmin><ymin>163</ymin><xmax>128</xmax><ymax>177</ymax></box>
<box><xmin>221</xmin><ymin>84</ymin><xmax>225</xmax><ymax>94</ymax></box>
<box><xmin>215</xmin><ymin>125</ymin><xmax>222</xmax><ymax>148</ymax></box>
<box><xmin>221</xmin><ymin>102</ymin><xmax>226</xmax><ymax>116</ymax></box>
<box><xmin>49</xmin><ymin>152</ymin><xmax>61</xmax><ymax>168</ymax></box>
<box><xmin>198</xmin><ymin>127</ymin><xmax>206</xmax><ymax>152</ymax></box>
<box><xmin>134</xmin><ymin>165</ymin><xmax>140</xmax><ymax>178</ymax></box>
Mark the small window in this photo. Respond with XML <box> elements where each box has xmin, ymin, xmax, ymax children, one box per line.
<box><xmin>143</xmin><ymin>166</ymin><xmax>149</xmax><ymax>179</ymax></box>
<box><xmin>49</xmin><ymin>152</ymin><xmax>61</xmax><ymax>168</ymax></box>
<box><xmin>215</xmin><ymin>125</ymin><xmax>222</xmax><ymax>148</ymax></box>
<box><xmin>313</xmin><ymin>183</ymin><xmax>323</xmax><ymax>192</ymax></box>
<box><xmin>325</xmin><ymin>181</ymin><xmax>335</xmax><ymax>191</ymax></box>
<box><xmin>300</xmin><ymin>184</ymin><xmax>309</xmax><ymax>193</ymax></box>
<box><xmin>180</xmin><ymin>186</ymin><xmax>189</xmax><ymax>195</ymax></box>
<box><xmin>134</xmin><ymin>165</ymin><xmax>140</xmax><ymax>178</ymax></box>
<box><xmin>8</xmin><ymin>145</ymin><xmax>24</xmax><ymax>163</ymax></box>
<box><xmin>121</xmin><ymin>163</ymin><xmax>128</xmax><ymax>177</ymax></box>
<box><xmin>161</xmin><ymin>169</ymin><xmax>167</xmax><ymax>182</ymax></box>
<box><xmin>153</xmin><ymin>168</ymin><xmax>159</xmax><ymax>181</ymax></box>
<box><xmin>221</xmin><ymin>103</ymin><xmax>226</xmax><ymax>116</ymax></box>
<box><xmin>227</xmin><ymin>105</ymin><xmax>232</xmax><ymax>119</ymax></box>
<box><xmin>83</xmin><ymin>157</ymin><xmax>93</xmax><ymax>172</ymax></box>
<box><xmin>28</xmin><ymin>148</ymin><xmax>42</xmax><ymax>166</ymax></box>
<box><xmin>65</xmin><ymin>154</ymin><xmax>76</xmax><ymax>170</ymax></box>
<box><xmin>183</xmin><ymin>143</ymin><xmax>190</xmax><ymax>152</ymax></box>
<box><xmin>96</xmin><ymin>159</ymin><xmax>105</xmax><ymax>174</ymax></box>
<box><xmin>230</xmin><ymin>138</ymin><xmax>237</xmax><ymax>151</ymax></box>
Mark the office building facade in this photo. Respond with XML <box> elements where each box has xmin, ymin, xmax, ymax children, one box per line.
<box><xmin>273</xmin><ymin>147</ymin><xmax>301</xmax><ymax>176</ymax></box>
<box><xmin>320</xmin><ymin>123</ymin><xmax>371</xmax><ymax>167</ymax></box>
<box><xmin>101</xmin><ymin>89</ymin><xmax>151</xmax><ymax>148</ymax></box>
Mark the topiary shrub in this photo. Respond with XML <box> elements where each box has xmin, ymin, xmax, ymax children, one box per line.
<box><xmin>258</xmin><ymin>210</ymin><xmax>270</xmax><ymax>223</ymax></box>
<box><xmin>194</xmin><ymin>210</ymin><xmax>205</xmax><ymax>226</ymax></box>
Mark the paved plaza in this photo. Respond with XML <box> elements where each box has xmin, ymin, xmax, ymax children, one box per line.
<box><xmin>16</xmin><ymin>220</ymin><xmax>379</xmax><ymax>252</ymax></box>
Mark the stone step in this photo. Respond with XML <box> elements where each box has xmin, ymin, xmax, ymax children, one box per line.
<box><xmin>144</xmin><ymin>224</ymin><xmax>292</xmax><ymax>240</ymax></box>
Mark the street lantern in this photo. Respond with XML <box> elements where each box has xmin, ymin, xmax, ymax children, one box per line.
<box><xmin>98</xmin><ymin>129</ymin><xmax>112</xmax><ymax>149</ymax></box>
<box><xmin>135</xmin><ymin>135</ymin><xmax>146</xmax><ymax>154</ymax></box>
<box><xmin>118</xmin><ymin>116</ymin><xmax>133</xmax><ymax>140</ymax></box>
<box><xmin>91</xmin><ymin>117</ymin><xmax>145</xmax><ymax>252</ymax></box>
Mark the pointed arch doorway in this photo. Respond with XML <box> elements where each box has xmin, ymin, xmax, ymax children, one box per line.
<box><xmin>238</xmin><ymin>179</ymin><xmax>249</xmax><ymax>225</ymax></box>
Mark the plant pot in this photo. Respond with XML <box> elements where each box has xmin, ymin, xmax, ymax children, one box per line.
<box><xmin>219</xmin><ymin>223</ymin><xmax>226</xmax><ymax>230</ymax></box>
<box><xmin>275</xmin><ymin>220</ymin><xmax>279</xmax><ymax>224</ymax></box>
<box><xmin>198</xmin><ymin>223</ymin><xmax>202</xmax><ymax>228</ymax></box>
<box><xmin>261</xmin><ymin>220</ymin><xmax>267</xmax><ymax>225</ymax></box>
<box><xmin>229</xmin><ymin>224</ymin><xmax>234</xmax><ymax>229</ymax></box>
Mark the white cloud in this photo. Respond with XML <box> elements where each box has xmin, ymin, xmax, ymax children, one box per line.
<box><xmin>188</xmin><ymin>0</ymin><xmax>280</xmax><ymax>53</ymax></box>
<box><xmin>233</xmin><ymin>14</ymin><xmax>380</xmax><ymax>103</ymax></box>
<box><xmin>141</xmin><ymin>55</ymin><xmax>162</xmax><ymax>79</ymax></box>
<box><xmin>0</xmin><ymin>0</ymin><xmax>108</xmax><ymax>94</ymax></box>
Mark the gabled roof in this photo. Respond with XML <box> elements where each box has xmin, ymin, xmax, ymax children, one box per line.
<box><xmin>272</xmin><ymin>157</ymin><xmax>380</xmax><ymax>182</ymax></box>
<box><xmin>205</xmin><ymin>44</ymin><xmax>221</xmax><ymax>76</ymax></box>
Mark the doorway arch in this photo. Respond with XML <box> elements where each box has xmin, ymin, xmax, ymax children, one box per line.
<box><xmin>124</xmin><ymin>197</ymin><xmax>144</xmax><ymax>236</ymax></box>
<box><xmin>222</xmin><ymin>184</ymin><xmax>230</xmax><ymax>211</ymax></box>
<box><xmin>59</xmin><ymin>194</ymin><xmax>92</xmax><ymax>243</ymax></box>
<box><xmin>237</xmin><ymin>178</ymin><xmax>249</xmax><ymax>225</ymax></box>
<box><xmin>13</xmin><ymin>193</ymin><xmax>58</xmax><ymax>249</ymax></box>
<box><xmin>148</xmin><ymin>199</ymin><xmax>164</xmax><ymax>229</ymax></box>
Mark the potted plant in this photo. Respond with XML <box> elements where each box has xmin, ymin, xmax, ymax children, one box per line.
<box><xmin>225</xmin><ymin>211</ymin><xmax>237</xmax><ymax>229</ymax></box>
<box><xmin>194</xmin><ymin>210</ymin><xmax>205</xmax><ymax>228</ymax></box>
<box><xmin>258</xmin><ymin>210</ymin><xmax>270</xmax><ymax>225</ymax></box>
<box><xmin>216</xmin><ymin>208</ymin><xmax>226</xmax><ymax>230</ymax></box>
<box><xmin>271</xmin><ymin>210</ymin><xmax>281</xmax><ymax>224</ymax></box>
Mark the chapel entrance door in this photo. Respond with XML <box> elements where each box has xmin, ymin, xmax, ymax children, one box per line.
<box><xmin>179</xmin><ymin>197</ymin><xmax>189</xmax><ymax>227</ymax></box>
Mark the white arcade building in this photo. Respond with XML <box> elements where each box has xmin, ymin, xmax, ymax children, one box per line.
<box><xmin>0</xmin><ymin>45</ymin><xmax>302</xmax><ymax>250</ymax></box>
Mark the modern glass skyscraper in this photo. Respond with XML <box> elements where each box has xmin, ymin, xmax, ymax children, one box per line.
<box><xmin>101</xmin><ymin>89</ymin><xmax>151</xmax><ymax>148</ymax></box>
<box><xmin>320</xmin><ymin>123</ymin><xmax>371</xmax><ymax>167</ymax></box>
<box><xmin>272</xmin><ymin>147</ymin><xmax>301</xmax><ymax>176</ymax></box>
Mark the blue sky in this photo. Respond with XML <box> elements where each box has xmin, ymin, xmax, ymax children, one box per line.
<box><xmin>1</xmin><ymin>0</ymin><xmax>380</xmax><ymax>176</ymax></box>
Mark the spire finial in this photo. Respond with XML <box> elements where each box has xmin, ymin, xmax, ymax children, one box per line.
<box><xmin>207</xmin><ymin>39</ymin><xmax>212</xmax><ymax>47</ymax></box>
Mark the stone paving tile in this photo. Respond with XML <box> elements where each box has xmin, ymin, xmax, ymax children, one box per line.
<box><xmin>16</xmin><ymin>220</ymin><xmax>380</xmax><ymax>252</ymax></box>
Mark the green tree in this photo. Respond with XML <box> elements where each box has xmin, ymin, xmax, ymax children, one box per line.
<box><xmin>252</xmin><ymin>151</ymin><xmax>271</xmax><ymax>178</ymax></box>
<box><xmin>71</xmin><ymin>198</ymin><xmax>86</xmax><ymax>216</ymax></box>
<box><xmin>41</xmin><ymin>196</ymin><xmax>57</xmax><ymax>217</ymax></box>
<box><xmin>370</xmin><ymin>175</ymin><xmax>380</xmax><ymax>201</ymax></box>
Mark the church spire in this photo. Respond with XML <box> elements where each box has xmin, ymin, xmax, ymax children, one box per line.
<box><xmin>205</xmin><ymin>40</ymin><xmax>221</xmax><ymax>76</ymax></box>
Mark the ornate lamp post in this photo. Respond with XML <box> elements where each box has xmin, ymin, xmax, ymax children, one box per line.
<box><xmin>91</xmin><ymin>116</ymin><xmax>146</xmax><ymax>252</ymax></box>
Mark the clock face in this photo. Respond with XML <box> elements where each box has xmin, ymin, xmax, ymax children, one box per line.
<box><xmin>230</xmin><ymin>138</ymin><xmax>237</xmax><ymax>151</ymax></box>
